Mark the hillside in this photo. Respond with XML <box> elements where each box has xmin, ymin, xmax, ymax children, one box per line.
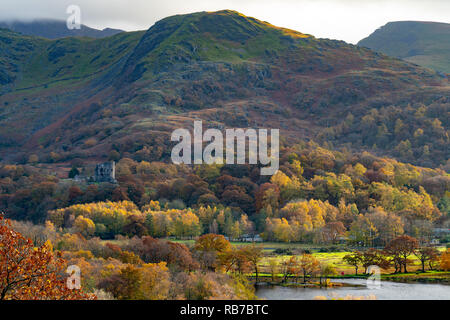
<box><xmin>0</xmin><ymin>19</ymin><xmax>123</xmax><ymax>39</ymax></box>
<box><xmin>358</xmin><ymin>21</ymin><xmax>450</xmax><ymax>74</ymax></box>
<box><xmin>0</xmin><ymin>10</ymin><xmax>449</xmax><ymax>303</ymax></box>
<box><xmin>0</xmin><ymin>10</ymin><xmax>448</xmax><ymax>169</ymax></box>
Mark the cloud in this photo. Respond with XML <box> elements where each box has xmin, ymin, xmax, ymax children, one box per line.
<box><xmin>0</xmin><ymin>0</ymin><xmax>449</xmax><ymax>43</ymax></box>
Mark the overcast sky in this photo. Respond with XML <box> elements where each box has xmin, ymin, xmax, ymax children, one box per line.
<box><xmin>1</xmin><ymin>0</ymin><xmax>449</xmax><ymax>43</ymax></box>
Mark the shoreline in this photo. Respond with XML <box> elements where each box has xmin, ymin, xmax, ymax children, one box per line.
<box><xmin>249</xmin><ymin>271</ymin><xmax>450</xmax><ymax>287</ymax></box>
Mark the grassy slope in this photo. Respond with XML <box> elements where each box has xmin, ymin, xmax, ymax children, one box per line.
<box><xmin>118</xmin><ymin>10</ymin><xmax>313</xmax><ymax>82</ymax></box>
<box><xmin>0</xmin><ymin>29</ymin><xmax>144</xmax><ymax>90</ymax></box>
<box><xmin>0</xmin><ymin>29</ymin><xmax>144</xmax><ymax>148</ymax></box>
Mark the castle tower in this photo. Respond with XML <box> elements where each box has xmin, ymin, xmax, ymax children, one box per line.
<box><xmin>94</xmin><ymin>161</ymin><xmax>117</xmax><ymax>183</ymax></box>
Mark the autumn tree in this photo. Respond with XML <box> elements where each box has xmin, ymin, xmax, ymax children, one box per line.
<box><xmin>99</xmin><ymin>264</ymin><xmax>142</xmax><ymax>299</ymax></box>
<box><xmin>73</xmin><ymin>215</ymin><xmax>95</xmax><ymax>238</ymax></box>
<box><xmin>385</xmin><ymin>235</ymin><xmax>419</xmax><ymax>273</ymax></box>
<box><xmin>98</xmin><ymin>263</ymin><xmax>171</xmax><ymax>300</ymax></box>
<box><xmin>343</xmin><ymin>251</ymin><xmax>363</xmax><ymax>275</ymax></box>
<box><xmin>365</xmin><ymin>207</ymin><xmax>404</xmax><ymax>246</ymax></box>
<box><xmin>440</xmin><ymin>249</ymin><xmax>450</xmax><ymax>271</ymax></box>
<box><xmin>360</xmin><ymin>249</ymin><xmax>390</xmax><ymax>273</ymax></box>
<box><xmin>0</xmin><ymin>214</ymin><xmax>94</xmax><ymax>300</ymax></box>
<box><xmin>218</xmin><ymin>247</ymin><xmax>251</xmax><ymax>275</ymax></box>
<box><xmin>322</xmin><ymin>221</ymin><xmax>346</xmax><ymax>244</ymax></box>
<box><xmin>415</xmin><ymin>246</ymin><xmax>440</xmax><ymax>272</ymax></box>
<box><xmin>318</xmin><ymin>263</ymin><xmax>337</xmax><ymax>286</ymax></box>
<box><xmin>195</xmin><ymin>234</ymin><xmax>231</xmax><ymax>252</ymax></box>
<box><xmin>123</xmin><ymin>215</ymin><xmax>147</xmax><ymax>237</ymax></box>
<box><xmin>349</xmin><ymin>214</ymin><xmax>377</xmax><ymax>246</ymax></box>
<box><xmin>298</xmin><ymin>253</ymin><xmax>320</xmax><ymax>283</ymax></box>
<box><xmin>194</xmin><ymin>234</ymin><xmax>231</xmax><ymax>271</ymax></box>
<box><xmin>267</xmin><ymin>258</ymin><xmax>279</xmax><ymax>282</ymax></box>
<box><xmin>255</xmin><ymin>183</ymin><xmax>280</xmax><ymax>212</ymax></box>
<box><xmin>280</xmin><ymin>256</ymin><xmax>297</xmax><ymax>283</ymax></box>
<box><xmin>125</xmin><ymin>236</ymin><xmax>198</xmax><ymax>271</ymax></box>
<box><xmin>240</xmin><ymin>245</ymin><xmax>263</xmax><ymax>283</ymax></box>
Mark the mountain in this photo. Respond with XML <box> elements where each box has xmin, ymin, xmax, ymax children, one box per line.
<box><xmin>358</xmin><ymin>21</ymin><xmax>450</xmax><ymax>74</ymax></box>
<box><xmin>0</xmin><ymin>19</ymin><xmax>124</xmax><ymax>39</ymax></box>
<box><xmin>0</xmin><ymin>10</ymin><xmax>448</xmax><ymax>168</ymax></box>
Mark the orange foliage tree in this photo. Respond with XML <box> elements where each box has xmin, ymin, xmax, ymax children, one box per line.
<box><xmin>441</xmin><ymin>249</ymin><xmax>450</xmax><ymax>271</ymax></box>
<box><xmin>0</xmin><ymin>214</ymin><xmax>95</xmax><ymax>300</ymax></box>
<box><xmin>385</xmin><ymin>235</ymin><xmax>418</xmax><ymax>273</ymax></box>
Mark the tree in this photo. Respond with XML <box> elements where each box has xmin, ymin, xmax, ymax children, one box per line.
<box><xmin>73</xmin><ymin>215</ymin><xmax>95</xmax><ymax>238</ymax></box>
<box><xmin>241</xmin><ymin>245</ymin><xmax>263</xmax><ymax>284</ymax></box>
<box><xmin>195</xmin><ymin>234</ymin><xmax>231</xmax><ymax>253</ymax></box>
<box><xmin>349</xmin><ymin>214</ymin><xmax>377</xmax><ymax>246</ymax></box>
<box><xmin>255</xmin><ymin>183</ymin><xmax>280</xmax><ymax>212</ymax></box>
<box><xmin>108</xmin><ymin>150</ymin><xmax>121</xmax><ymax>161</ymax></box>
<box><xmin>263</xmin><ymin>218</ymin><xmax>295</xmax><ymax>243</ymax></box>
<box><xmin>415</xmin><ymin>246</ymin><xmax>440</xmax><ymax>272</ymax></box>
<box><xmin>194</xmin><ymin>234</ymin><xmax>231</xmax><ymax>271</ymax></box>
<box><xmin>365</xmin><ymin>207</ymin><xmax>404</xmax><ymax>246</ymax></box>
<box><xmin>173</xmin><ymin>210</ymin><xmax>201</xmax><ymax>238</ymax></box>
<box><xmin>360</xmin><ymin>249</ymin><xmax>390</xmax><ymax>273</ymax></box>
<box><xmin>280</xmin><ymin>256</ymin><xmax>297</xmax><ymax>283</ymax></box>
<box><xmin>125</xmin><ymin>236</ymin><xmax>198</xmax><ymax>272</ymax></box>
<box><xmin>123</xmin><ymin>214</ymin><xmax>147</xmax><ymax>237</ymax></box>
<box><xmin>322</xmin><ymin>221</ymin><xmax>346</xmax><ymax>244</ymax></box>
<box><xmin>385</xmin><ymin>235</ymin><xmax>419</xmax><ymax>273</ymax></box>
<box><xmin>319</xmin><ymin>263</ymin><xmax>337</xmax><ymax>286</ymax></box>
<box><xmin>239</xmin><ymin>214</ymin><xmax>254</xmax><ymax>237</ymax></box>
<box><xmin>28</xmin><ymin>154</ymin><xmax>39</xmax><ymax>164</ymax></box>
<box><xmin>298</xmin><ymin>253</ymin><xmax>320</xmax><ymax>283</ymax></box>
<box><xmin>343</xmin><ymin>251</ymin><xmax>363</xmax><ymax>275</ymax></box>
<box><xmin>218</xmin><ymin>247</ymin><xmax>251</xmax><ymax>275</ymax></box>
<box><xmin>68</xmin><ymin>185</ymin><xmax>84</xmax><ymax>202</ymax></box>
<box><xmin>103</xmin><ymin>264</ymin><xmax>143</xmax><ymax>300</ymax></box>
<box><xmin>440</xmin><ymin>249</ymin><xmax>450</xmax><ymax>271</ymax></box>
<box><xmin>68</xmin><ymin>166</ymin><xmax>80</xmax><ymax>179</ymax></box>
<box><xmin>0</xmin><ymin>214</ymin><xmax>94</xmax><ymax>300</ymax></box>
<box><xmin>267</xmin><ymin>258</ymin><xmax>279</xmax><ymax>282</ymax></box>
<box><xmin>230</xmin><ymin>221</ymin><xmax>242</xmax><ymax>241</ymax></box>
<box><xmin>100</xmin><ymin>262</ymin><xmax>171</xmax><ymax>300</ymax></box>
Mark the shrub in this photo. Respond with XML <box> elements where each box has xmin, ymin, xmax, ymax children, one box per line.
<box><xmin>273</xmin><ymin>248</ymin><xmax>293</xmax><ymax>255</ymax></box>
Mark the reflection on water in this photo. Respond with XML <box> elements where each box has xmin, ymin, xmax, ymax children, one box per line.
<box><xmin>255</xmin><ymin>279</ymin><xmax>450</xmax><ymax>300</ymax></box>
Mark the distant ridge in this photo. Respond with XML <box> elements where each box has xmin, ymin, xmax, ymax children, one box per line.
<box><xmin>358</xmin><ymin>21</ymin><xmax>450</xmax><ymax>73</ymax></box>
<box><xmin>0</xmin><ymin>19</ymin><xmax>124</xmax><ymax>39</ymax></box>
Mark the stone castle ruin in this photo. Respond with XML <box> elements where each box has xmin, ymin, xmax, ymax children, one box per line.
<box><xmin>93</xmin><ymin>161</ymin><xmax>117</xmax><ymax>183</ymax></box>
<box><xmin>70</xmin><ymin>161</ymin><xmax>117</xmax><ymax>184</ymax></box>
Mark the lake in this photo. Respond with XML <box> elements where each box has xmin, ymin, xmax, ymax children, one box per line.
<box><xmin>255</xmin><ymin>279</ymin><xmax>450</xmax><ymax>300</ymax></box>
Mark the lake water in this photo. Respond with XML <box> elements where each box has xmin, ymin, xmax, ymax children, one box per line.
<box><xmin>255</xmin><ymin>279</ymin><xmax>450</xmax><ymax>300</ymax></box>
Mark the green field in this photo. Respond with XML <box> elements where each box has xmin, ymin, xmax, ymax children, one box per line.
<box><xmin>102</xmin><ymin>238</ymin><xmax>447</xmax><ymax>276</ymax></box>
<box><xmin>259</xmin><ymin>246</ymin><xmax>447</xmax><ymax>274</ymax></box>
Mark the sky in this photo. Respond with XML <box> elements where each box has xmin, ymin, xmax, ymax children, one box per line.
<box><xmin>0</xmin><ymin>0</ymin><xmax>449</xmax><ymax>44</ymax></box>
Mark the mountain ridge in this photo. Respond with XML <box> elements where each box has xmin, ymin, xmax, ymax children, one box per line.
<box><xmin>358</xmin><ymin>21</ymin><xmax>450</xmax><ymax>73</ymax></box>
<box><xmin>0</xmin><ymin>10</ymin><xmax>448</xmax><ymax>169</ymax></box>
<box><xmin>0</xmin><ymin>19</ymin><xmax>124</xmax><ymax>39</ymax></box>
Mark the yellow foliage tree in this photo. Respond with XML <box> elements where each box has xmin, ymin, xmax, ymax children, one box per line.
<box><xmin>73</xmin><ymin>215</ymin><xmax>95</xmax><ymax>237</ymax></box>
